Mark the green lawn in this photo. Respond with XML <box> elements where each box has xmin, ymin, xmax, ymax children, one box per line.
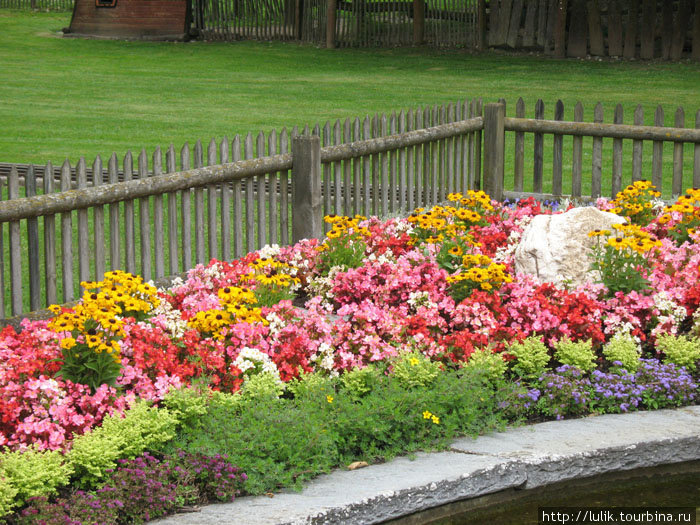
<box><xmin>1</xmin><ymin>10</ymin><xmax>699</xmax><ymax>168</ymax></box>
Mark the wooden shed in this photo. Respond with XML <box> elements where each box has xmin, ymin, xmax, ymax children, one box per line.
<box><xmin>66</xmin><ymin>0</ymin><xmax>191</xmax><ymax>40</ymax></box>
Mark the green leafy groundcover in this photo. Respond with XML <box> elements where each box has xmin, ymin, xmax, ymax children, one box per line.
<box><xmin>1</xmin><ymin>188</ymin><xmax>700</xmax><ymax>523</ymax></box>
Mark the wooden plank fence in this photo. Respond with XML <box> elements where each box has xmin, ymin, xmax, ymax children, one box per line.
<box><xmin>2</xmin><ymin>97</ymin><xmax>700</xmax><ymax>320</ymax></box>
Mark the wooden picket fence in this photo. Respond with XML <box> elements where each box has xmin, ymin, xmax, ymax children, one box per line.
<box><xmin>1</xmin><ymin>97</ymin><xmax>700</xmax><ymax>321</ymax></box>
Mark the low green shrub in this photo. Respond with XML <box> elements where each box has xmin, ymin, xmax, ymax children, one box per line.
<box><xmin>553</xmin><ymin>337</ymin><xmax>596</xmax><ymax>372</ymax></box>
<box><xmin>390</xmin><ymin>351</ymin><xmax>442</xmax><ymax>389</ymax></box>
<box><xmin>603</xmin><ymin>331</ymin><xmax>641</xmax><ymax>372</ymax></box>
<box><xmin>67</xmin><ymin>401</ymin><xmax>177</xmax><ymax>488</ymax></box>
<box><xmin>506</xmin><ymin>336</ymin><xmax>551</xmax><ymax>378</ymax></box>
<box><xmin>339</xmin><ymin>365</ymin><xmax>382</xmax><ymax>399</ymax></box>
<box><xmin>0</xmin><ymin>446</ymin><xmax>72</xmax><ymax>517</ymax></box>
<box><xmin>462</xmin><ymin>347</ymin><xmax>507</xmax><ymax>382</ymax></box>
<box><xmin>656</xmin><ymin>333</ymin><xmax>700</xmax><ymax>372</ymax></box>
<box><xmin>239</xmin><ymin>372</ymin><xmax>285</xmax><ymax>401</ymax></box>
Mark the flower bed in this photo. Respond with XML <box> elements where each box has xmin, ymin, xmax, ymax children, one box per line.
<box><xmin>1</xmin><ymin>183</ymin><xmax>699</xmax><ymax>523</ymax></box>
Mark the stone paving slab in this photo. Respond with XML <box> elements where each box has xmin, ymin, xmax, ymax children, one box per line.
<box><xmin>153</xmin><ymin>406</ymin><xmax>700</xmax><ymax>525</ymax></box>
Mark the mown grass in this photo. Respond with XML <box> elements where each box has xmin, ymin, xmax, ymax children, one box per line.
<box><xmin>1</xmin><ymin>10</ymin><xmax>699</xmax><ymax>168</ymax></box>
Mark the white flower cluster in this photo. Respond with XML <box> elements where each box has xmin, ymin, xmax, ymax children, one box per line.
<box><xmin>407</xmin><ymin>291</ymin><xmax>437</xmax><ymax>311</ymax></box>
<box><xmin>310</xmin><ymin>342</ymin><xmax>338</xmax><ymax>376</ymax></box>
<box><xmin>393</xmin><ymin>220</ymin><xmax>414</xmax><ymax>235</ymax></box>
<box><xmin>232</xmin><ymin>347</ymin><xmax>281</xmax><ymax>382</ymax></box>
<box><xmin>265</xmin><ymin>311</ymin><xmax>287</xmax><ymax>337</ymax></box>
<box><xmin>257</xmin><ymin>244</ymin><xmax>282</xmax><ymax>260</ymax></box>
<box><xmin>149</xmin><ymin>296</ymin><xmax>188</xmax><ymax>339</ymax></box>
<box><xmin>306</xmin><ymin>265</ymin><xmax>345</xmax><ymax>306</ymax></box>
<box><xmin>366</xmin><ymin>252</ymin><xmax>396</xmax><ymax>264</ymax></box>
<box><xmin>493</xmin><ymin>215</ymin><xmax>533</xmax><ymax>263</ymax></box>
<box><xmin>692</xmin><ymin>308</ymin><xmax>700</xmax><ymax>337</ymax></box>
<box><xmin>652</xmin><ymin>291</ymin><xmax>687</xmax><ymax>336</ymax></box>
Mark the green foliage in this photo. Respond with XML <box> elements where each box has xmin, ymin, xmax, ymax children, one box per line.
<box><xmin>67</xmin><ymin>401</ymin><xmax>177</xmax><ymax>488</ymax></box>
<box><xmin>339</xmin><ymin>365</ymin><xmax>382</xmax><ymax>399</ymax></box>
<box><xmin>55</xmin><ymin>333</ymin><xmax>122</xmax><ymax>393</ymax></box>
<box><xmin>602</xmin><ymin>331</ymin><xmax>641</xmax><ymax>372</ymax></box>
<box><xmin>588</xmin><ymin>238</ymin><xmax>651</xmax><ymax>296</ymax></box>
<box><xmin>0</xmin><ymin>446</ymin><xmax>72</xmax><ymax>516</ymax></box>
<box><xmin>318</xmin><ymin>236</ymin><xmax>367</xmax><ymax>275</ymax></box>
<box><xmin>287</xmin><ymin>370</ymin><xmax>336</xmax><ymax>400</ymax></box>
<box><xmin>656</xmin><ymin>333</ymin><xmax>700</xmax><ymax>373</ymax></box>
<box><xmin>0</xmin><ymin>475</ymin><xmax>18</xmax><ymax>518</ymax></box>
<box><xmin>553</xmin><ymin>337</ymin><xmax>596</xmax><ymax>372</ymax></box>
<box><xmin>162</xmin><ymin>382</ymin><xmax>212</xmax><ymax>432</ymax></box>
<box><xmin>507</xmin><ymin>336</ymin><xmax>551</xmax><ymax>378</ymax></box>
<box><xmin>390</xmin><ymin>351</ymin><xmax>442</xmax><ymax>390</ymax></box>
<box><xmin>239</xmin><ymin>372</ymin><xmax>286</xmax><ymax>402</ymax></box>
<box><xmin>166</xmin><ymin>366</ymin><xmax>510</xmax><ymax>495</ymax></box>
<box><xmin>462</xmin><ymin>347</ymin><xmax>507</xmax><ymax>383</ymax></box>
<box><xmin>252</xmin><ymin>282</ymin><xmax>297</xmax><ymax>308</ymax></box>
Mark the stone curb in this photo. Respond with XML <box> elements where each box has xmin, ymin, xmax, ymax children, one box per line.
<box><xmin>152</xmin><ymin>406</ymin><xmax>700</xmax><ymax>525</ymax></box>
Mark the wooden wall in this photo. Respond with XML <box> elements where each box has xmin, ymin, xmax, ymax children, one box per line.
<box><xmin>486</xmin><ymin>0</ymin><xmax>700</xmax><ymax>60</ymax></box>
<box><xmin>68</xmin><ymin>0</ymin><xmax>190</xmax><ymax>40</ymax></box>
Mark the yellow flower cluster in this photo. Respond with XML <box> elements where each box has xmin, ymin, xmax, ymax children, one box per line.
<box><xmin>324</xmin><ymin>214</ymin><xmax>370</xmax><ymax>241</ymax></box>
<box><xmin>609</xmin><ymin>180</ymin><xmax>660</xmax><ymax>224</ymax></box>
<box><xmin>446</xmin><ymin>258</ymin><xmax>512</xmax><ymax>291</ymax></box>
<box><xmin>422</xmin><ymin>410</ymin><xmax>440</xmax><ymax>425</ymax></box>
<box><xmin>242</xmin><ymin>257</ymin><xmax>300</xmax><ymax>289</ymax></box>
<box><xmin>589</xmin><ymin>223</ymin><xmax>661</xmax><ymax>255</ymax></box>
<box><xmin>447</xmin><ymin>190</ymin><xmax>494</xmax><ymax>212</ymax></box>
<box><xmin>658</xmin><ymin>188</ymin><xmax>700</xmax><ymax>233</ymax></box>
<box><xmin>48</xmin><ymin>270</ymin><xmax>158</xmax><ymax>364</ymax></box>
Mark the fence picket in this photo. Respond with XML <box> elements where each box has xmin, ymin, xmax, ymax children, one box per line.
<box><xmin>280</xmin><ymin>129</ymin><xmax>290</xmax><ymax>246</ymax></box>
<box><xmin>473</xmin><ymin>99</ymin><xmax>483</xmax><ymax>190</ymax></box>
<box><xmin>152</xmin><ymin>148</ymin><xmax>165</xmax><ymax>278</ymax></box>
<box><xmin>673</xmin><ymin>107</ymin><xmax>685</xmax><ymax>197</ymax></box>
<box><xmin>415</xmin><ymin>108</ymin><xmax>424</xmax><ymax>205</ymax></box>
<box><xmin>77</xmin><ymin>158</ymin><xmax>90</xmax><ymax>285</ymax></box>
<box><xmin>431</xmin><ymin>106</ymin><xmax>439</xmax><ymax>204</ymax></box>
<box><xmin>232</xmin><ymin>135</ymin><xmax>244</xmax><ymax>257</ymax></box>
<box><xmin>92</xmin><ymin>156</ymin><xmax>106</xmax><ymax>282</ymax></box>
<box><xmin>108</xmin><ymin>154</ymin><xmax>120</xmax><ymax>272</ymax></box>
<box><xmin>572</xmin><ymin>102</ymin><xmax>583</xmax><ymax>197</ymax></box>
<box><xmin>256</xmin><ymin>132</ymin><xmax>267</xmax><ymax>250</ymax></box>
<box><xmin>445</xmin><ymin>103</ymin><xmax>455</xmax><ymax>198</ymax></box>
<box><xmin>207</xmin><ymin>139</ymin><xmax>219</xmax><ymax>261</ymax></box>
<box><xmin>363</xmin><ymin>116</ymin><xmax>372</xmax><ymax>216</ymax></box>
<box><xmin>43</xmin><ymin>161</ymin><xmax>57</xmax><ymax>307</ymax></box>
<box><xmin>180</xmin><ymin>144</ymin><xmax>192</xmax><ymax>271</ymax></box>
<box><xmin>25</xmin><ymin>165</ymin><xmax>40</xmax><ymax>311</ymax></box>
<box><xmin>8</xmin><ymin>166</ymin><xmax>21</xmax><ymax>315</ymax></box>
<box><xmin>632</xmin><ymin>105</ymin><xmax>644</xmax><ymax>182</ymax></box>
<box><xmin>323</xmin><ymin>122</ymin><xmax>332</xmax><ymax>222</ymax></box>
<box><xmin>0</xmin><ymin>177</ymin><xmax>5</xmax><ymax>316</ymax></box>
<box><xmin>244</xmin><ymin>134</ymin><xmax>255</xmax><ymax>253</ymax></box>
<box><xmin>344</xmin><ymin>118</ymin><xmax>352</xmax><ymax>216</ymax></box>
<box><xmin>390</xmin><ymin>112</ymin><xmax>398</xmax><ymax>213</ymax></box>
<box><xmin>124</xmin><ymin>152</ymin><xmax>136</xmax><ymax>274</ymax></box>
<box><xmin>652</xmin><ymin>106</ymin><xmax>664</xmax><ymax>192</ymax></box>
<box><xmin>591</xmin><ymin>103</ymin><xmax>603</xmax><ymax>198</ymax></box>
<box><xmin>166</xmin><ymin>145</ymin><xmax>179</xmax><ymax>275</ymax></box>
<box><xmin>695</xmin><ymin>110</ymin><xmax>700</xmax><ymax>188</ymax></box>
<box><xmin>381</xmin><ymin>114</ymin><xmax>389</xmax><ymax>215</ymax></box>
<box><xmin>333</xmin><ymin>120</ymin><xmax>343</xmax><ymax>215</ymax></box>
<box><xmin>398</xmin><ymin>110</ymin><xmax>407</xmax><ymax>211</ymax></box>
<box><xmin>552</xmin><ymin>100</ymin><xmax>564</xmax><ymax>196</ymax></box>
<box><xmin>193</xmin><ymin>140</ymin><xmax>206</xmax><ymax>264</ymax></box>
<box><xmin>612</xmin><ymin>104</ymin><xmax>623</xmax><ymax>197</ymax></box>
<box><xmin>138</xmin><ymin>150</ymin><xmax>152</xmax><ymax>281</ymax></box>
<box><xmin>61</xmin><ymin>160</ymin><xmax>75</xmax><ymax>302</ymax></box>
<box><xmin>354</xmin><ymin>117</ymin><xmax>361</xmax><ymax>215</ymax></box>
<box><xmin>533</xmin><ymin>99</ymin><xmax>544</xmax><ymax>193</ymax></box>
<box><xmin>371</xmin><ymin>115</ymin><xmax>380</xmax><ymax>215</ymax></box>
<box><xmin>514</xmin><ymin>97</ymin><xmax>525</xmax><ymax>192</ymax></box>
<box><xmin>268</xmin><ymin>130</ymin><xmax>278</xmax><ymax>245</ymax></box>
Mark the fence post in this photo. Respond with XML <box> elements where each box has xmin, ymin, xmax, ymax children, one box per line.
<box><xmin>292</xmin><ymin>135</ymin><xmax>323</xmax><ymax>243</ymax></box>
<box><xmin>326</xmin><ymin>0</ymin><xmax>337</xmax><ymax>48</ymax></box>
<box><xmin>483</xmin><ymin>103</ymin><xmax>505</xmax><ymax>201</ymax></box>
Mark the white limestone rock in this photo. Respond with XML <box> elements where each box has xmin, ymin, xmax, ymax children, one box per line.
<box><xmin>513</xmin><ymin>207</ymin><xmax>626</xmax><ymax>287</ymax></box>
